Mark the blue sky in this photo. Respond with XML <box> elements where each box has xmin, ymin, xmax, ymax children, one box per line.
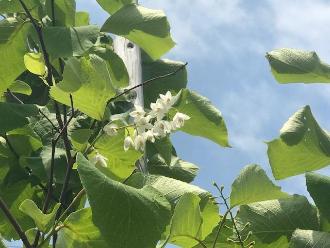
<box><xmin>77</xmin><ymin>0</ymin><xmax>330</xmax><ymax>199</ymax></box>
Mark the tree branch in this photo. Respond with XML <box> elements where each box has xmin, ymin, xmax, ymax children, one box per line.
<box><xmin>213</xmin><ymin>183</ymin><xmax>244</xmax><ymax>248</ymax></box>
<box><xmin>109</xmin><ymin>62</ymin><xmax>188</xmax><ymax>102</ymax></box>
<box><xmin>0</xmin><ymin>197</ymin><xmax>32</xmax><ymax>248</ymax></box>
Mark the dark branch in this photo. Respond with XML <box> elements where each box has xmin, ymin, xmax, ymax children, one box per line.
<box><xmin>109</xmin><ymin>62</ymin><xmax>188</xmax><ymax>102</ymax></box>
<box><xmin>0</xmin><ymin>197</ymin><xmax>32</xmax><ymax>248</ymax></box>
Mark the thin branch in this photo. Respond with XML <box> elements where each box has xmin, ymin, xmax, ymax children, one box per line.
<box><xmin>6</xmin><ymin>89</ymin><xmax>24</xmax><ymax>104</ymax></box>
<box><xmin>212</xmin><ymin>209</ymin><xmax>230</xmax><ymax>248</ymax></box>
<box><xmin>109</xmin><ymin>62</ymin><xmax>188</xmax><ymax>102</ymax></box>
<box><xmin>38</xmin><ymin>189</ymin><xmax>86</xmax><ymax>248</ymax></box>
<box><xmin>38</xmin><ymin>110</ymin><xmax>59</xmax><ymax>132</ymax></box>
<box><xmin>0</xmin><ymin>197</ymin><xmax>32</xmax><ymax>248</ymax></box>
<box><xmin>213</xmin><ymin>183</ymin><xmax>244</xmax><ymax>248</ymax></box>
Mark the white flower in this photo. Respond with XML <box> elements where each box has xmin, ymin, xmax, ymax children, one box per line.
<box><xmin>150</xmin><ymin>99</ymin><xmax>168</xmax><ymax>121</ymax></box>
<box><xmin>159</xmin><ymin>91</ymin><xmax>175</xmax><ymax>107</ymax></box>
<box><xmin>124</xmin><ymin>136</ymin><xmax>134</xmax><ymax>151</ymax></box>
<box><xmin>152</xmin><ymin>120</ymin><xmax>172</xmax><ymax>138</ymax></box>
<box><xmin>134</xmin><ymin>135</ymin><xmax>146</xmax><ymax>152</ymax></box>
<box><xmin>136</xmin><ymin>115</ymin><xmax>153</xmax><ymax>133</ymax></box>
<box><xmin>130</xmin><ymin>105</ymin><xmax>146</xmax><ymax>120</ymax></box>
<box><xmin>103</xmin><ymin>123</ymin><xmax>118</xmax><ymax>136</ymax></box>
<box><xmin>142</xmin><ymin>130</ymin><xmax>156</xmax><ymax>143</ymax></box>
<box><xmin>172</xmin><ymin>112</ymin><xmax>190</xmax><ymax>129</ymax></box>
<box><xmin>91</xmin><ymin>153</ymin><xmax>108</xmax><ymax>168</ymax></box>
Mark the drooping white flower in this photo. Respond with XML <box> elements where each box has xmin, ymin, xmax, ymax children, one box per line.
<box><xmin>103</xmin><ymin>123</ymin><xmax>118</xmax><ymax>136</ymax></box>
<box><xmin>91</xmin><ymin>153</ymin><xmax>108</xmax><ymax>168</ymax></box>
<box><xmin>142</xmin><ymin>130</ymin><xmax>156</xmax><ymax>143</ymax></box>
<box><xmin>172</xmin><ymin>112</ymin><xmax>190</xmax><ymax>129</ymax></box>
<box><xmin>130</xmin><ymin>105</ymin><xmax>146</xmax><ymax>121</ymax></box>
<box><xmin>124</xmin><ymin>136</ymin><xmax>134</xmax><ymax>151</ymax></box>
<box><xmin>136</xmin><ymin>115</ymin><xmax>153</xmax><ymax>133</ymax></box>
<box><xmin>152</xmin><ymin>120</ymin><xmax>172</xmax><ymax>138</ymax></box>
<box><xmin>134</xmin><ymin>135</ymin><xmax>146</xmax><ymax>152</ymax></box>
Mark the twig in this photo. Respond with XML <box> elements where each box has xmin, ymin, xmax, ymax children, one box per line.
<box><xmin>212</xmin><ymin>209</ymin><xmax>230</xmax><ymax>248</ymax></box>
<box><xmin>213</xmin><ymin>183</ymin><xmax>244</xmax><ymax>248</ymax></box>
<box><xmin>109</xmin><ymin>62</ymin><xmax>188</xmax><ymax>102</ymax></box>
<box><xmin>6</xmin><ymin>89</ymin><xmax>24</xmax><ymax>104</ymax></box>
<box><xmin>0</xmin><ymin>197</ymin><xmax>32</xmax><ymax>248</ymax></box>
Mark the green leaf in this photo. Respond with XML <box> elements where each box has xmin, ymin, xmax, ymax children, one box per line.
<box><xmin>23</xmin><ymin>53</ymin><xmax>46</xmax><ymax>76</ymax></box>
<box><xmin>76</xmin><ymin>153</ymin><xmax>171</xmax><ymax>248</ymax></box>
<box><xmin>50</xmin><ymin>55</ymin><xmax>116</xmax><ymax>120</ymax></box>
<box><xmin>93</xmin><ymin>47</ymin><xmax>129</xmax><ymax>88</ymax></box>
<box><xmin>75</xmin><ymin>11</ymin><xmax>90</xmax><ymax>27</ymax></box>
<box><xmin>71</xmin><ymin>129</ymin><xmax>92</xmax><ymax>152</ymax></box>
<box><xmin>0</xmin><ymin>18</ymin><xmax>30</xmax><ymax>94</ymax></box>
<box><xmin>42</xmin><ymin>25</ymin><xmax>99</xmax><ymax>58</ymax></box>
<box><xmin>148</xmin><ymin>155</ymin><xmax>199</xmax><ymax>183</ymax></box>
<box><xmin>7</xmin><ymin>126</ymin><xmax>42</xmax><ymax>156</ymax></box>
<box><xmin>0</xmin><ymin>179</ymin><xmax>42</xmax><ymax>240</ymax></box>
<box><xmin>143</xmin><ymin>58</ymin><xmax>187</xmax><ymax>107</ymax></box>
<box><xmin>306</xmin><ymin>172</ymin><xmax>330</xmax><ymax>224</ymax></box>
<box><xmin>127</xmin><ymin>173</ymin><xmax>210</xmax><ymax>204</ymax></box>
<box><xmin>230</xmin><ymin>164</ymin><xmax>288</xmax><ymax>207</ymax></box>
<box><xmin>267</xmin><ymin>105</ymin><xmax>330</xmax><ymax>179</ymax></box>
<box><xmin>46</xmin><ymin>0</ymin><xmax>76</xmax><ymax>26</ymax></box>
<box><xmin>289</xmin><ymin>229</ymin><xmax>330</xmax><ymax>248</ymax></box>
<box><xmin>96</xmin><ymin>0</ymin><xmax>133</xmax><ymax>14</ymax></box>
<box><xmin>266</xmin><ymin>48</ymin><xmax>330</xmax><ymax>84</ymax></box>
<box><xmin>160</xmin><ymin>193</ymin><xmax>219</xmax><ymax>248</ymax></box>
<box><xmin>172</xmin><ymin>89</ymin><xmax>230</xmax><ymax>147</ymax></box>
<box><xmin>236</xmin><ymin>195</ymin><xmax>319</xmax><ymax>244</ymax></box>
<box><xmin>0</xmin><ymin>103</ymin><xmax>39</xmax><ymax>134</ymax></box>
<box><xmin>146</xmin><ymin>136</ymin><xmax>173</xmax><ymax>165</ymax></box>
<box><xmin>19</xmin><ymin>199</ymin><xmax>60</xmax><ymax>233</ymax></box>
<box><xmin>101</xmin><ymin>4</ymin><xmax>175</xmax><ymax>60</ymax></box>
<box><xmin>57</xmin><ymin>208</ymin><xmax>108</xmax><ymax>248</ymax></box>
<box><xmin>8</xmin><ymin>80</ymin><xmax>32</xmax><ymax>96</ymax></box>
<box><xmin>93</xmin><ymin>130</ymin><xmax>142</xmax><ymax>181</ymax></box>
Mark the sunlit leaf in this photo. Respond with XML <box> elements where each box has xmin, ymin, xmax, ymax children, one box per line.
<box><xmin>96</xmin><ymin>0</ymin><xmax>133</xmax><ymax>14</ymax></box>
<box><xmin>230</xmin><ymin>164</ymin><xmax>288</xmax><ymax>207</ymax></box>
<box><xmin>101</xmin><ymin>4</ymin><xmax>175</xmax><ymax>60</ymax></box>
<box><xmin>24</xmin><ymin>53</ymin><xmax>46</xmax><ymax>76</ymax></box>
<box><xmin>267</xmin><ymin>105</ymin><xmax>330</xmax><ymax>179</ymax></box>
<box><xmin>289</xmin><ymin>229</ymin><xmax>330</xmax><ymax>248</ymax></box>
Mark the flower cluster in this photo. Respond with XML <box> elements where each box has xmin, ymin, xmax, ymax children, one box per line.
<box><xmin>103</xmin><ymin>91</ymin><xmax>190</xmax><ymax>152</ymax></box>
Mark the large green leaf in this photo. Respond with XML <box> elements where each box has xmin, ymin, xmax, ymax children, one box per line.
<box><xmin>46</xmin><ymin>0</ymin><xmax>76</xmax><ymax>26</ymax></box>
<box><xmin>77</xmin><ymin>153</ymin><xmax>171</xmax><ymax>248</ymax></box>
<box><xmin>127</xmin><ymin>173</ymin><xmax>209</xmax><ymax>204</ymax></box>
<box><xmin>75</xmin><ymin>11</ymin><xmax>90</xmax><ymax>27</ymax></box>
<box><xmin>50</xmin><ymin>55</ymin><xmax>116</xmax><ymax>120</ymax></box>
<box><xmin>19</xmin><ymin>199</ymin><xmax>60</xmax><ymax>233</ymax></box>
<box><xmin>172</xmin><ymin>89</ymin><xmax>229</xmax><ymax>147</ymax></box>
<box><xmin>143</xmin><ymin>58</ymin><xmax>187</xmax><ymax>107</ymax></box>
<box><xmin>0</xmin><ymin>103</ymin><xmax>39</xmax><ymax>135</ymax></box>
<box><xmin>41</xmin><ymin>25</ymin><xmax>99</xmax><ymax>59</ymax></box>
<box><xmin>93</xmin><ymin>46</ymin><xmax>129</xmax><ymax>88</ymax></box>
<box><xmin>230</xmin><ymin>164</ymin><xmax>288</xmax><ymax>207</ymax></box>
<box><xmin>267</xmin><ymin>105</ymin><xmax>330</xmax><ymax>179</ymax></box>
<box><xmin>306</xmin><ymin>172</ymin><xmax>330</xmax><ymax>224</ymax></box>
<box><xmin>160</xmin><ymin>193</ymin><xmax>219</xmax><ymax>248</ymax></box>
<box><xmin>57</xmin><ymin>208</ymin><xmax>108</xmax><ymax>248</ymax></box>
<box><xmin>93</xmin><ymin>130</ymin><xmax>142</xmax><ymax>181</ymax></box>
<box><xmin>101</xmin><ymin>4</ymin><xmax>175</xmax><ymax>60</ymax></box>
<box><xmin>266</xmin><ymin>48</ymin><xmax>330</xmax><ymax>84</ymax></box>
<box><xmin>0</xmin><ymin>18</ymin><xmax>30</xmax><ymax>94</ymax></box>
<box><xmin>236</xmin><ymin>195</ymin><xmax>319</xmax><ymax>244</ymax></box>
<box><xmin>289</xmin><ymin>229</ymin><xmax>330</xmax><ymax>248</ymax></box>
<box><xmin>96</xmin><ymin>0</ymin><xmax>133</xmax><ymax>14</ymax></box>
<box><xmin>8</xmin><ymin>80</ymin><xmax>32</xmax><ymax>96</ymax></box>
